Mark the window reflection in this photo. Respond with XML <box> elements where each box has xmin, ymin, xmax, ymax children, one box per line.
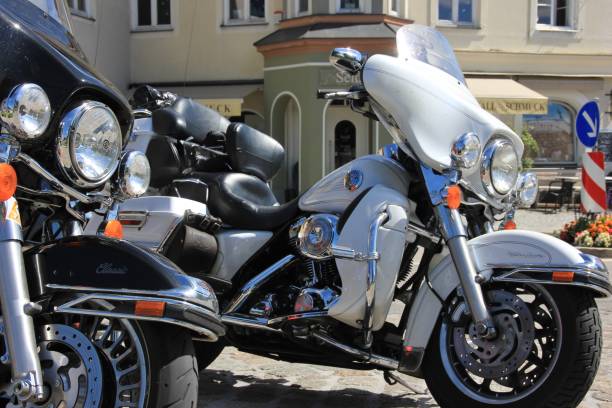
<box><xmin>524</xmin><ymin>102</ymin><xmax>575</xmax><ymax>164</ymax></box>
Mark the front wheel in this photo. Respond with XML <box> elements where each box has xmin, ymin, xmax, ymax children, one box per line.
<box><xmin>0</xmin><ymin>302</ymin><xmax>198</xmax><ymax>407</ymax></box>
<box><xmin>423</xmin><ymin>284</ymin><xmax>602</xmax><ymax>408</ymax></box>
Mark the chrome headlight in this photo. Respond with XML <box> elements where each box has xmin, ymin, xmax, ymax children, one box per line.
<box><xmin>451</xmin><ymin>132</ymin><xmax>481</xmax><ymax>169</ymax></box>
<box><xmin>0</xmin><ymin>83</ymin><xmax>51</xmax><ymax>140</ymax></box>
<box><xmin>516</xmin><ymin>171</ymin><xmax>538</xmax><ymax>207</ymax></box>
<box><xmin>481</xmin><ymin>138</ymin><xmax>519</xmax><ymax>196</ymax></box>
<box><xmin>57</xmin><ymin>101</ymin><xmax>122</xmax><ymax>188</ymax></box>
<box><xmin>117</xmin><ymin>151</ymin><xmax>151</xmax><ymax>198</ymax></box>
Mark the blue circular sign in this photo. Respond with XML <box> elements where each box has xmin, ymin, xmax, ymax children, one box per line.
<box><xmin>576</xmin><ymin>101</ymin><xmax>600</xmax><ymax>148</ymax></box>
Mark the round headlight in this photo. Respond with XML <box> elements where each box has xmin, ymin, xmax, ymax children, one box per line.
<box><xmin>0</xmin><ymin>83</ymin><xmax>51</xmax><ymax>140</ymax></box>
<box><xmin>57</xmin><ymin>101</ymin><xmax>122</xmax><ymax>188</ymax></box>
<box><xmin>117</xmin><ymin>151</ymin><xmax>151</xmax><ymax>198</ymax></box>
<box><xmin>516</xmin><ymin>171</ymin><xmax>538</xmax><ymax>207</ymax></box>
<box><xmin>451</xmin><ymin>132</ymin><xmax>481</xmax><ymax>169</ymax></box>
<box><xmin>481</xmin><ymin>139</ymin><xmax>520</xmax><ymax>196</ymax></box>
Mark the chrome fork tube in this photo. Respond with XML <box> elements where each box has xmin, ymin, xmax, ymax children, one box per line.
<box><xmin>434</xmin><ymin>205</ymin><xmax>496</xmax><ymax>338</ymax></box>
<box><xmin>420</xmin><ymin>165</ymin><xmax>496</xmax><ymax>338</ymax></box>
<box><xmin>0</xmin><ymin>199</ymin><xmax>44</xmax><ymax>401</ymax></box>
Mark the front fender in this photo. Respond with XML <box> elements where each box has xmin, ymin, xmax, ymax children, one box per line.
<box><xmin>24</xmin><ymin>236</ymin><xmax>225</xmax><ymax>340</ymax></box>
<box><xmin>401</xmin><ymin>230</ymin><xmax>610</xmax><ymax>374</ymax></box>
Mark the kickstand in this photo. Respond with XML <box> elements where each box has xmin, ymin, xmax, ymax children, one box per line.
<box><xmin>383</xmin><ymin>371</ymin><xmax>426</xmax><ymax>394</ymax></box>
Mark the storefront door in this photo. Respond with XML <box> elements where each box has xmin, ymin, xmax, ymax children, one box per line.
<box><xmin>325</xmin><ymin>104</ymin><xmax>369</xmax><ymax>173</ymax></box>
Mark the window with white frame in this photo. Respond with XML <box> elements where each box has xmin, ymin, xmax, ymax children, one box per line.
<box><xmin>438</xmin><ymin>0</ymin><xmax>475</xmax><ymax>25</ymax></box>
<box><xmin>225</xmin><ymin>0</ymin><xmax>266</xmax><ymax>25</ymax></box>
<box><xmin>537</xmin><ymin>0</ymin><xmax>572</xmax><ymax>28</ymax></box>
<box><xmin>295</xmin><ymin>0</ymin><xmax>310</xmax><ymax>16</ymax></box>
<box><xmin>132</xmin><ymin>0</ymin><xmax>172</xmax><ymax>29</ymax></box>
<box><xmin>337</xmin><ymin>0</ymin><xmax>363</xmax><ymax>13</ymax></box>
<box><xmin>389</xmin><ymin>0</ymin><xmax>399</xmax><ymax>16</ymax></box>
<box><xmin>67</xmin><ymin>0</ymin><xmax>90</xmax><ymax>18</ymax></box>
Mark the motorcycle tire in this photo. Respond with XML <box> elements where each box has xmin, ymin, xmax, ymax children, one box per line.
<box><xmin>423</xmin><ymin>286</ymin><xmax>602</xmax><ymax>408</ymax></box>
<box><xmin>141</xmin><ymin>322</ymin><xmax>199</xmax><ymax>407</ymax></box>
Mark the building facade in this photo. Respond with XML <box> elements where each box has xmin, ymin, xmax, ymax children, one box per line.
<box><xmin>69</xmin><ymin>0</ymin><xmax>612</xmax><ymax>201</ymax></box>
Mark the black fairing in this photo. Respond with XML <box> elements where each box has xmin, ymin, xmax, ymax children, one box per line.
<box><xmin>0</xmin><ymin>0</ymin><xmax>132</xmax><ymax>147</ymax></box>
<box><xmin>24</xmin><ymin>236</ymin><xmax>187</xmax><ymax>298</ymax></box>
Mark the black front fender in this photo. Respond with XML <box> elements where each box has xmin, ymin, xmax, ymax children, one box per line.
<box><xmin>24</xmin><ymin>236</ymin><xmax>225</xmax><ymax>339</ymax></box>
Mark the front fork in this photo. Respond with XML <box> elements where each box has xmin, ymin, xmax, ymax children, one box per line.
<box><xmin>0</xmin><ymin>197</ymin><xmax>44</xmax><ymax>401</ymax></box>
<box><xmin>421</xmin><ymin>166</ymin><xmax>496</xmax><ymax>338</ymax></box>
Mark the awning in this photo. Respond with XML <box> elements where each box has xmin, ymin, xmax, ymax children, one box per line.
<box><xmin>159</xmin><ymin>84</ymin><xmax>262</xmax><ymax>117</ymax></box>
<box><xmin>466</xmin><ymin>78</ymin><xmax>548</xmax><ymax>115</ymax></box>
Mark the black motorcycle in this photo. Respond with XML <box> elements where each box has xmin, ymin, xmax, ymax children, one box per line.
<box><xmin>0</xmin><ymin>1</ymin><xmax>223</xmax><ymax>406</ymax></box>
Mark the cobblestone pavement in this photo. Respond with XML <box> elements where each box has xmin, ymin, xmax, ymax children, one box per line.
<box><xmin>198</xmin><ymin>211</ymin><xmax>612</xmax><ymax>407</ymax></box>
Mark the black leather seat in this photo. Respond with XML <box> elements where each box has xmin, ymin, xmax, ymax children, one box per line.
<box><xmin>195</xmin><ymin>172</ymin><xmax>299</xmax><ymax>231</ymax></box>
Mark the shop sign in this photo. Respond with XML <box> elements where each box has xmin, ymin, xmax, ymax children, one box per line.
<box><xmin>318</xmin><ymin>67</ymin><xmax>360</xmax><ymax>89</ymax></box>
<box><xmin>478</xmin><ymin>98</ymin><xmax>548</xmax><ymax>115</ymax></box>
<box><xmin>196</xmin><ymin>99</ymin><xmax>242</xmax><ymax>117</ymax></box>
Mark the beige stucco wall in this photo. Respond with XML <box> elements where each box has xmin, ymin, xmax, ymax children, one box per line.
<box><xmin>130</xmin><ymin>0</ymin><xmax>282</xmax><ymax>84</ymax></box>
<box><xmin>69</xmin><ymin>0</ymin><xmax>131</xmax><ymax>92</ymax></box>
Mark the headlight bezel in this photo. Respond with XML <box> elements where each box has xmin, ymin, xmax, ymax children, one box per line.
<box><xmin>0</xmin><ymin>83</ymin><xmax>52</xmax><ymax>140</ymax></box>
<box><xmin>57</xmin><ymin>101</ymin><xmax>122</xmax><ymax>188</ymax></box>
<box><xmin>451</xmin><ymin>132</ymin><xmax>481</xmax><ymax>169</ymax></box>
<box><xmin>481</xmin><ymin>138</ymin><xmax>520</xmax><ymax>197</ymax></box>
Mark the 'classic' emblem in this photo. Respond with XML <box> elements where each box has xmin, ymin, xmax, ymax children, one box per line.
<box><xmin>343</xmin><ymin>169</ymin><xmax>363</xmax><ymax>192</ymax></box>
<box><xmin>96</xmin><ymin>263</ymin><xmax>128</xmax><ymax>275</ymax></box>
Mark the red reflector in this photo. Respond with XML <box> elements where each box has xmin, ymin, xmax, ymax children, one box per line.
<box><xmin>119</xmin><ymin>219</ymin><xmax>142</xmax><ymax>226</ymax></box>
<box><xmin>134</xmin><ymin>301</ymin><xmax>165</xmax><ymax>317</ymax></box>
<box><xmin>552</xmin><ymin>271</ymin><xmax>574</xmax><ymax>282</ymax></box>
<box><xmin>404</xmin><ymin>345</ymin><xmax>413</xmax><ymax>353</ymax></box>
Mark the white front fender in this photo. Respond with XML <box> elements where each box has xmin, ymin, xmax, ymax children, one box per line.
<box><xmin>400</xmin><ymin>230</ymin><xmax>610</xmax><ymax>374</ymax></box>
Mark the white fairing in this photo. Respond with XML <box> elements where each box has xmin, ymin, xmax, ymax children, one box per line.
<box><xmin>363</xmin><ymin>54</ymin><xmax>523</xmax><ymax>178</ymax></box>
<box><xmin>404</xmin><ymin>230</ymin><xmax>590</xmax><ymax>349</ymax></box>
<box><xmin>299</xmin><ymin>155</ymin><xmax>410</xmax><ymax>214</ymax></box>
<box><xmin>330</xmin><ymin>185</ymin><xmax>409</xmax><ymax>330</ymax></box>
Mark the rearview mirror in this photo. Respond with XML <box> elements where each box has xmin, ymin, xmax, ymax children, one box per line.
<box><xmin>330</xmin><ymin>48</ymin><xmax>364</xmax><ymax>75</ymax></box>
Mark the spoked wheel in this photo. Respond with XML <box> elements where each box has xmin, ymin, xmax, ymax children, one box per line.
<box><xmin>0</xmin><ymin>299</ymin><xmax>199</xmax><ymax>407</ymax></box>
<box><xmin>423</xmin><ymin>284</ymin><xmax>602</xmax><ymax>408</ymax></box>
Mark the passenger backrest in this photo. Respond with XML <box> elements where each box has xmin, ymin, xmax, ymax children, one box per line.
<box><xmin>225</xmin><ymin>123</ymin><xmax>285</xmax><ymax>181</ymax></box>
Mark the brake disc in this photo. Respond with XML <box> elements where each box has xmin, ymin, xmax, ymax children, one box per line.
<box><xmin>7</xmin><ymin>324</ymin><xmax>103</xmax><ymax>408</ymax></box>
<box><xmin>452</xmin><ymin>290</ymin><xmax>535</xmax><ymax>379</ymax></box>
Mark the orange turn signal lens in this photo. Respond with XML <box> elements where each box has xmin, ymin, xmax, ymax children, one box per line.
<box><xmin>446</xmin><ymin>185</ymin><xmax>462</xmax><ymax>209</ymax></box>
<box><xmin>0</xmin><ymin>163</ymin><xmax>17</xmax><ymax>202</ymax></box>
<box><xmin>134</xmin><ymin>300</ymin><xmax>165</xmax><ymax>317</ymax></box>
<box><xmin>103</xmin><ymin>220</ymin><xmax>123</xmax><ymax>239</ymax></box>
<box><xmin>503</xmin><ymin>220</ymin><xmax>517</xmax><ymax>230</ymax></box>
<box><xmin>552</xmin><ymin>271</ymin><xmax>574</xmax><ymax>282</ymax></box>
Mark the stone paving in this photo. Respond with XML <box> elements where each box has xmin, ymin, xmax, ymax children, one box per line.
<box><xmin>198</xmin><ymin>210</ymin><xmax>612</xmax><ymax>407</ymax></box>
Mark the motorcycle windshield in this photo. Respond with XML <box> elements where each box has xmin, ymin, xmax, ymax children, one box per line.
<box><xmin>26</xmin><ymin>0</ymin><xmax>72</xmax><ymax>31</ymax></box>
<box><xmin>396</xmin><ymin>24</ymin><xmax>465</xmax><ymax>84</ymax></box>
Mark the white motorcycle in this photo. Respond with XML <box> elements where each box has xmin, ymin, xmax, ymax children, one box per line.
<box><xmin>90</xmin><ymin>25</ymin><xmax>610</xmax><ymax>407</ymax></box>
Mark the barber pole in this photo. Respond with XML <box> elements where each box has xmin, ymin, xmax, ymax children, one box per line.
<box><xmin>581</xmin><ymin>151</ymin><xmax>607</xmax><ymax>213</ymax></box>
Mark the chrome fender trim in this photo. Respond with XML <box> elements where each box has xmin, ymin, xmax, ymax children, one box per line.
<box><xmin>48</xmin><ymin>284</ymin><xmax>225</xmax><ymax>341</ymax></box>
<box><xmin>400</xmin><ymin>230</ymin><xmax>610</xmax><ymax>374</ymax></box>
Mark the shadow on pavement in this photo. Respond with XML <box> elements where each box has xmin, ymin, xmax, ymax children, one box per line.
<box><xmin>199</xmin><ymin>369</ymin><xmax>436</xmax><ymax>407</ymax></box>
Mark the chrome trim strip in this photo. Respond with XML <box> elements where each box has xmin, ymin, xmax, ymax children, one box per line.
<box><xmin>55</xmin><ymin>293</ymin><xmax>220</xmax><ymax>340</ymax></box>
<box><xmin>220</xmin><ymin>315</ymin><xmax>279</xmax><ymax>333</ymax></box>
<box><xmin>224</xmin><ymin>255</ymin><xmax>297</xmax><ymax>314</ymax></box>
<box><xmin>406</xmin><ymin>222</ymin><xmax>441</xmax><ymax>243</ymax></box>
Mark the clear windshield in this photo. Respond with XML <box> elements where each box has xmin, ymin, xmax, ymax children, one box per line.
<box><xmin>396</xmin><ymin>25</ymin><xmax>465</xmax><ymax>84</ymax></box>
<box><xmin>27</xmin><ymin>0</ymin><xmax>73</xmax><ymax>31</ymax></box>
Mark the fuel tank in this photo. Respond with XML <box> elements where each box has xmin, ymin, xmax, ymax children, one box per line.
<box><xmin>299</xmin><ymin>155</ymin><xmax>411</xmax><ymax>214</ymax></box>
